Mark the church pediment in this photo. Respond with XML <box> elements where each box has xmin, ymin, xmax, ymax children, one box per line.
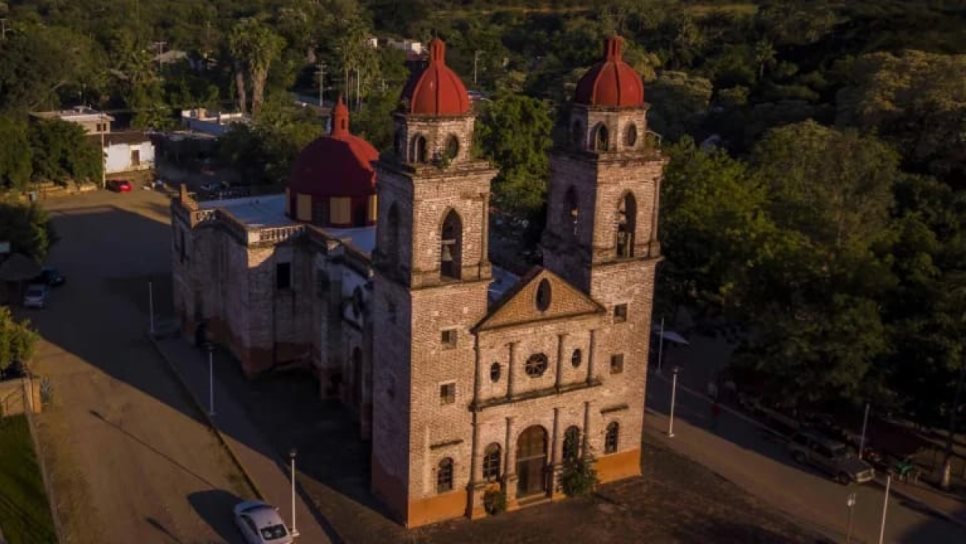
<box><xmin>475</xmin><ymin>267</ymin><xmax>605</xmax><ymax>332</ymax></box>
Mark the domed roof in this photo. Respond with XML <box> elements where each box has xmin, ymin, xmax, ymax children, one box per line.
<box><xmin>400</xmin><ymin>38</ymin><xmax>471</xmax><ymax>116</ymax></box>
<box><xmin>574</xmin><ymin>36</ymin><xmax>644</xmax><ymax>108</ymax></box>
<box><xmin>287</xmin><ymin>96</ymin><xmax>378</xmax><ymax>198</ymax></box>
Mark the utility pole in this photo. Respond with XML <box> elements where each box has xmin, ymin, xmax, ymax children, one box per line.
<box><xmin>155</xmin><ymin>41</ymin><xmax>167</xmax><ymax>74</ymax></box>
<box><xmin>317</xmin><ymin>61</ymin><xmax>326</xmax><ymax>107</ymax></box>
<box><xmin>859</xmin><ymin>402</ymin><xmax>870</xmax><ymax>459</ymax></box>
<box><xmin>473</xmin><ymin>50</ymin><xmax>481</xmax><ymax>86</ymax></box>
<box><xmin>845</xmin><ymin>491</ymin><xmax>856</xmax><ymax>544</ymax></box>
<box><xmin>668</xmin><ymin>367</ymin><xmax>679</xmax><ymax>438</ymax></box>
<box><xmin>878</xmin><ymin>475</ymin><xmax>891</xmax><ymax>544</ymax></box>
<box><xmin>289</xmin><ymin>449</ymin><xmax>300</xmax><ymax>537</ymax></box>
<box><xmin>0</xmin><ymin>19</ymin><xmax>8</xmax><ymax>41</ymax></box>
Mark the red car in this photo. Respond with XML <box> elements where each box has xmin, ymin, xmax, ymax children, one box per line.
<box><xmin>107</xmin><ymin>179</ymin><xmax>132</xmax><ymax>192</ymax></box>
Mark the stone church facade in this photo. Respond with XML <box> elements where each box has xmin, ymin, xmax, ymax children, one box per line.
<box><xmin>171</xmin><ymin>36</ymin><xmax>666</xmax><ymax>528</ymax></box>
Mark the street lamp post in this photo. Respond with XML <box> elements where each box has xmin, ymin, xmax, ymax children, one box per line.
<box><xmin>289</xmin><ymin>448</ymin><xmax>299</xmax><ymax>537</ymax></box>
<box><xmin>859</xmin><ymin>402</ymin><xmax>870</xmax><ymax>459</ymax></box>
<box><xmin>207</xmin><ymin>344</ymin><xmax>215</xmax><ymax>416</ymax></box>
<box><xmin>657</xmin><ymin>316</ymin><xmax>665</xmax><ymax>374</ymax></box>
<box><xmin>668</xmin><ymin>367</ymin><xmax>679</xmax><ymax>438</ymax></box>
<box><xmin>878</xmin><ymin>475</ymin><xmax>891</xmax><ymax>544</ymax></box>
<box><xmin>148</xmin><ymin>281</ymin><xmax>155</xmax><ymax>336</ymax></box>
<box><xmin>845</xmin><ymin>490</ymin><xmax>856</xmax><ymax>543</ymax></box>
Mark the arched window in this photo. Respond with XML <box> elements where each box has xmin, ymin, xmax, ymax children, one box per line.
<box><xmin>385</xmin><ymin>204</ymin><xmax>400</xmax><ymax>266</ymax></box>
<box><xmin>482</xmin><ymin>443</ymin><xmax>502</xmax><ymax>481</ymax></box>
<box><xmin>571</xmin><ymin>348</ymin><xmax>582</xmax><ymax>368</ymax></box>
<box><xmin>535</xmin><ymin>279</ymin><xmax>552</xmax><ymax>311</ymax></box>
<box><xmin>594</xmin><ymin>123</ymin><xmax>609</xmax><ymax>152</ymax></box>
<box><xmin>440</xmin><ymin>210</ymin><xmax>462</xmax><ymax>280</ymax></box>
<box><xmin>525</xmin><ymin>353</ymin><xmax>548</xmax><ymax>377</ymax></box>
<box><xmin>616</xmin><ymin>192</ymin><xmax>637</xmax><ymax>258</ymax></box>
<box><xmin>563</xmin><ymin>426</ymin><xmax>581</xmax><ymax>462</ymax></box>
<box><xmin>624</xmin><ymin>123</ymin><xmax>638</xmax><ymax>148</ymax></box>
<box><xmin>571</xmin><ymin>120</ymin><xmax>584</xmax><ymax>148</ymax></box>
<box><xmin>562</xmin><ymin>186</ymin><xmax>579</xmax><ymax>239</ymax></box>
<box><xmin>444</xmin><ymin>134</ymin><xmax>460</xmax><ymax>161</ymax></box>
<box><xmin>490</xmin><ymin>362</ymin><xmax>501</xmax><ymax>382</ymax></box>
<box><xmin>411</xmin><ymin>134</ymin><xmax>428</xmax><ymax>163</ymax></box>
<box><xmin>437</xmin><ymin>458</ymin><xmax>454</xmax><ymax>492</ymax></box>
<box><xmin>604</xmin><ymin>422</ymin><xmax>619</xmax><ymax>454</ymax></box>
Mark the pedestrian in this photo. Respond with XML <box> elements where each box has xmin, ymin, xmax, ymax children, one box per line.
<box><xmin>707</xmin><ymin>380</ymin><xmax>719</xmax><ymax>400</ymax></box>
<box><xmin>710</xmin><ymin>401</ymin><xmax>722</xmax><ymax>432</ymax></box>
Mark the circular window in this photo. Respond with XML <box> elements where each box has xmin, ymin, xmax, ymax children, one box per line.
<box><xmin>535</xmin><ymin>279</ymin><xmax>552</xmax><ymax>312</ymax></box>
<box><xmin>571</xmin><ymin>348</ymin><xmax>582</xmax><ymax>368</ymax></box>
<box><xmin>625</xmin><ymin>123</ymin><xmax>638</xmax><ymax>148</ymax></box>
<box><xmin>490</xmin><ymin>362</ymin><xmax>501</xmax><ymax>383</ymax></box>
<box><xmin>445</xmin><ymin>135</ymin><xmax>460</xmax><ymax>160</ymax></box>
<box><xmin>525</xmin><ymin>353</ymin><xmax>548</xmax><ymax>377</ymax></box>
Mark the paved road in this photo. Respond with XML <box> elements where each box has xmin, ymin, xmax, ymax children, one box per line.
<box><xmin>645</xmin><ymin>369</ymin><xmax>966</xmax><ymax>543</ymax></box>
<box><xmin>26</xmin><ymin>189</ymin><xmax>255</xmax><ymax>543</ymax></box>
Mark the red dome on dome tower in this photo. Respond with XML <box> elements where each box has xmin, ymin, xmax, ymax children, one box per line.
<box><xmin>574</xmin><ymin>36</ymin><xmax>645</xmax><ymax>108</ymax></box>
<box><xmin>287</xmin><ymin>96</ymin><xmax>379</xmax><ymax>227</ymax></box>
<box><xmin>400</xmin><ymin>38</ymin><xmax>471</xmax><ymax>116</ymax></box>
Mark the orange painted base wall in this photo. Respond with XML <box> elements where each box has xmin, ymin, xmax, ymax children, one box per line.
<box><xmin>596</xmin><ymin>448</ymin><xmax>642</xmax><ymax>483</ymax></box>
<box><xmin>406</xmin><ymin>490</ymin><xmax>468</xmax><ymax>528</ymax></box>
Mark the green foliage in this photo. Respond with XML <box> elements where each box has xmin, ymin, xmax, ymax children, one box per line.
<box><xmin>646</xmin><ymin>71</ymin><xmax>712</xmax><ymax>142</ymax></box>
<box><xmin>230</xmin><ymin>17</ymin><xmax>286</xmax><ymax>117</ymax></box>
<box><xmin>0</xmin><ymin>117</ymin><xmax>32</xmax><ymax>190</ymax></box>
<box><xmin>0</xmin><ymin>307</ymin><xmax>39</xmax><ymax>371</ymax></box>
<box><xmin>28</xmin><ymin>119</ymin><xmax>102</xmax><ymax>185</ymax></box>
<box><xmin>560</xmin><ymin>454</ymin><xmax>597</xmax><ymax>497</ymax></box>
<box><xmin>483</xmin><ymin>488</ymin><xmax>507</xmax><ymax>515</ymax></box>
<box><xmin>476</xmin><ymin>93</ymin><xmax>553</xmax><ymax>220</ymax></box>
<box><xmin>836</xmin><ymin>50</ymin><xmax>966</xmax><ymax>181</ymax></box>
<box><xmin>350</xmin><ymin>88</ymin><xmax>400</xmax><ymax>152</ymax></box>
<box><xmin>0</xmin><ymin>202</ymin><xmax>57</xmax><ymax>261</ymax></box>
<box><xmin>218</xmin><ymin>96</ymin><xmax>323</xmax><ymax>185</ymax></box>
<box><xmin>0</xmin><ymin>415</ymin><xmax>56</xmax><ymax>543</ymax></box>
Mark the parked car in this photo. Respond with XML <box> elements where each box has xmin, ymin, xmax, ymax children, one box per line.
<box><xmin>789</xmin><ymin>431</ymin><xmax>875</xmax><ymax>484</ymax></box>
<box><xmin>233</xmin><ymin>500</ymin><xmax>293</xmax><ymax>544</ymax></box>
<box><xmin>107</xmin><ymin>179</ymin><xmax>132</xmax><ymax>192</ymax></box>
<box><xmin>23</xmin><ymin>284</ymin><xmax>48</xmax><ymax>308</ymax></box>
<box><xmin>35</xmin><ymin>266</ymin><xmax>66</xmax><ymax>287</ymax></box>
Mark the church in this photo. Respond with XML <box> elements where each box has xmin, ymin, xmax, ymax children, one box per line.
<box><xmin>171</xmin><ymin>35</ymin><xmax>666</xmax><ymax>527</ymax></box>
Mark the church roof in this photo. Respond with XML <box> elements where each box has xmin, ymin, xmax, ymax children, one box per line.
<box><xmin>399</xmin><ymin>38</ymin><xmax>471</xmax><ymax>116</ymax></box>
<box><xmin>475</xmin><ymin>267</ymin><xmax>605</xmax><ymax>332</ymax></box>
<box><xmin>287</xmin><ymin>96</ymin><xmax>378</xmax><ymax>199</ymax></box>
<box><xmin>574</xmin><ymin>36</ymin><xmax>645</xmax><ymax>108</ymax></box>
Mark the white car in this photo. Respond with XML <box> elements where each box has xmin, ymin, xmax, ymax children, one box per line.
<box><xmin>233</xmin><ymin>500</ymin><xmax>293</xmax><ymax>544</ymax></box>
<box><xmin>23</xmin><ymin>284</ymin><xmax>47</xmax><ymax>309</ymax></box>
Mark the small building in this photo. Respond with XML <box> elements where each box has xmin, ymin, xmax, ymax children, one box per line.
<box><xmin>100</xmin><ymin>132</ymin><xmax>155</xmax><ymax>174</ymax></box>
<box><xmin>180</xmin><ymin>108</ymin><xmax>250</xmax><ymax>137</ymax></box>
<box><xmin>31</xmin><ymin>106</ymin><xmax>113</xmax><ymax>135</ymax></box>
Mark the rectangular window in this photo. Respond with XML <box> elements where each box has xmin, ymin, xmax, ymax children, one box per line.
<box><xmin>610</xmin><ymin>353</ymin><xmax>624</xmax><ymax>374</ymax></box>
<box><xmin>614</xmin><ymin>303</ymin><xmax>628</xmax><ymax>323</ymax></box>
<box><xmin>439</xmin><ymin>382</ymin><xmax>456</xmax><ymax>405</ymax></box>
<box><xmin>276</xmin><ymin>262</ymin><xmax>291</xmax><ymax>290</ymax></box>
<box><xmin>441</xmin><ymin>329</ymin><xmax>457</xmax><ymax>349</ymax></box>
<box><xmin>131</xmin><ymin>149</ymin><xmax>141</xmax><ymax>166</ymax></box>
<box><xmin>330</xmin><ymin>197</ymin><xmax>351</xmax><ymax>225</ymax></box>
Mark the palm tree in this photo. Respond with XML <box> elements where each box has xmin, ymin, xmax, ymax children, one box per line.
<box><xmin>754</xmin><ymin>40</ymin><xmax>776</xmax><ymax>81</ymax></box>
<box><xmin>229</xmin><ymin>18</ymin><xmax>285</xmax><ymax>117</ymax></box>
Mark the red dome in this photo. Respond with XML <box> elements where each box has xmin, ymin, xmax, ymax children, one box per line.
<box><xmin>400</xmin><ymin>38</ymin><xmax>471</xmax><ymax>116</ymax></box>
<box><xmin>287</xmin><ymin>96</ymin><xmax>378</xmax><ymax>199</ymax></box>
<box><xmin>574</xmin><ymin>36</ymin><xmax>644</xmax><ymax>107</ymax></box>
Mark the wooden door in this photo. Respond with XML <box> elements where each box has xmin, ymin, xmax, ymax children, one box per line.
<box><xmin>516</xmin><ymin>426</ymin><xmax>548</xmax><ymax>498</ymax></box>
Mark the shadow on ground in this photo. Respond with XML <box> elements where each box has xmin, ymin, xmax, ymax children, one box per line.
<box><xmin>186</xmin><ymin>489</ymin><xmax>245</xmax><ymax>542</ymax></box>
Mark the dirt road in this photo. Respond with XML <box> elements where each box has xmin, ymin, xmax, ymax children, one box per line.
<box><xmin>26</xmin><ymin>189</ymin><xmax>253</xmax><ymax>543</ymax></box>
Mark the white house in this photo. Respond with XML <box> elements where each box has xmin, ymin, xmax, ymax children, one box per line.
<box><xmin>180</xmin><ymin>108</ymin><xmax>249</xmax><ymax>137</ymax></box>
<box><xmin>101</xmin><ymin>132</ymin><xmax>155</xmax><ymax>174</ymax></box>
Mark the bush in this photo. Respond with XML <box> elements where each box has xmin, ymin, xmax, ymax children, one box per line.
<box><xmin>483</xmin><ymin>488</ymin><xmax>507</xmax><ymax>515</ymax></box>
<box><xmin>560</xmin><ymin>455</ymin><xmax>598</xmax><ymax>497</ymax></box>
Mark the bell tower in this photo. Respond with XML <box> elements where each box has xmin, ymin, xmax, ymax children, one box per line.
<box><xmin>370</xmin><ymin>38</ymin><xmax>498</xmax><ymax>527</ymax></box>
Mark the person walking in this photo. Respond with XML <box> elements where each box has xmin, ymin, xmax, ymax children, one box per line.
<box><xmin>707</xmin><ymin>380</ymin><xmax>719</xmax><ymax>401</ymax></box>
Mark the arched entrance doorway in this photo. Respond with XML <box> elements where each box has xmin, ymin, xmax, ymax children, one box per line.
<box><xmin>516</xmin><ymin>425</ymin><xmax>548</xmax><ymax>498</ymax></box>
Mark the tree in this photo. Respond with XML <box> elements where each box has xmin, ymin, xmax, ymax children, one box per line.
<box><xmin>0</xmin><ymin>307</ymin><xmax>38</xmax><ymax>372</ymax></box>
<box><xmin>0</xmin><ymin>202</ymin><xmax>57</xmax><ymax>261</ymax></box>
<box><xmin>646</xmin><ymin>71</ymin><xmax>712</xmax><ymax>141</ymax></box>
<box><xmin>350</xmin><ymin>88</ymin><xmax>399</xmax><ymax>152</ymax></box>
<box><xmin>28</xmin><ymin>119</ymin><xmax>102</xmax><ymax>185</ymax></box>
<box><xmin>835</xmin><ymin>50</ymin><xmax>966</xmax><ymax>182</ymax></box>
<box><xmin>475</xmin><ymin>93</ymin><xmax>553</xmax><ymax>220</ymax></box>
<box><xmin>0</xmin><ymin>116</ymin><xmax>32</xmax><ymax>190</ymax></box>
<box><xmin>229</xmin><ymin>18</ymin><xmax>285</xmax><ymax>117</ymax></box>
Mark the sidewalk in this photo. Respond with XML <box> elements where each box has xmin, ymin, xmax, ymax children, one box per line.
<box><xmin>888</xmin><ymin>476</ymin><xmax>966</xmax><ymax>529</ymax></box>
<box><xmin>151</xmin><ymin>336</ymin><xmax>334</xmax><ymax>543</ymax></box>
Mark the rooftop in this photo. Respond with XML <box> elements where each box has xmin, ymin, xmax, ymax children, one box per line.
<box><xmin>199</xmin><ymin>193</ymin><xmax>376</xmax><ymax>255</ymax></box>
<box><xmin>31</xmin><ymin>106</ymin><xmax>114</xmax><ymax>121</ymax></box>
